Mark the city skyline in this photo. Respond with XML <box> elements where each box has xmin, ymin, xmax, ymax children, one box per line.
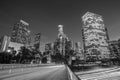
<box><xmin>0</xmin><ymin>0</ymin><xmax>120</xmax><ymax>51</ymax></box>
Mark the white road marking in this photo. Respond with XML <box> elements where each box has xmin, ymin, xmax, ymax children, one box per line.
<box><xmin>42</xmin><ymin>65</ymin><xmax>65</xmax><ymax>68</ymax></box>
<box><xmin>80</xmin><ymin>71</ymin><xmax>120</xmax><ymax>80</ymax></box>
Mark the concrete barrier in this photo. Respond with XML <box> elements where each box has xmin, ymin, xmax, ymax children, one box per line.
<box><xmin>66</xmin><ymin>66</ymin><xmax>81</xmax><ymax>80</ymax></box>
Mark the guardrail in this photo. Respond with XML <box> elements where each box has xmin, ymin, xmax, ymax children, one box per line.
<box><xmin>0</xmin><ymin>63</ymin><xmax>55</xmax><ymax>70</ymax></box>
<box><xmin>66</xmin><ymin>65</ymin><xmax>81</xmax><ymax>80</ymax></box>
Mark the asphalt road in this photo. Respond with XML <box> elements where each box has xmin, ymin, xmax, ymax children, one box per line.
<box><xmin>76</xmin><ymin>66</ymin><xmax>120</xmax><ymax>80</ymax></box>
<box><xmin>0</xmin><ymin>65</ymin><xmax>73</xmax><ymax>80</ymax></box>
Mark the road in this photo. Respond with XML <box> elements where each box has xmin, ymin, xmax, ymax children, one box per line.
<box><xmin>75</xmin><ymin>66</ymin><xmax>120</xmax><ymax>80</ymax></box>
<box><xmin>0</xmin><ymin>65</ymin><xmax>79</xmax><ymax>80</ymax></box>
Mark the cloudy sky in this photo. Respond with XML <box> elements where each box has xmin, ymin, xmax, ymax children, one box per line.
<box><xmin>0</xmin><ymin>0</ymin><xmax>120</xmax><ymax>51</ymax></box>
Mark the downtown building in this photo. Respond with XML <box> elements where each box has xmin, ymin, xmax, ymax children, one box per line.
<box><xmin>50</xmin><ymin>25</ymin><xmax>73</xmax><ymax>64</ymax></box>
<box><xmin>82</xmin><ymin>12</ymin><xmax>110</xmax><ymax>61</ymax></box>
<box><xmin>0</xmin><ymin>35</ymin><xmax>24</xmax><ymax>53</ymax></box>
<box><xmin>109</xmin><ymin>40</ymin><xmax>120</xmax><ymax>59</ymax></box>
<box><xmin>53</xmin><ymin>25</ymin><xmax>68</xmax><ymax>56</ymax></box>
<box><xmin>34</xmin><ymin>33</ymin><xmax>41</xmax><ymax>51</ymax></box>
<box><xmin>11</xmin><ymin>20</ymin><xmax>31</xmax><ymax>45</ymax></box>
<box><xmin>44</xmin><ymin>42</ymin><xmax>54</xmax><ymax>63</ymax></box>
<box><xmin>75</xmin><ymin>42</ymin><xmax>84</xmax><ymax>60</ymax></box>
<box><xmin>75</xmin><ymin>42</ymin><xmax>82</xmax><ymax>54</ymax></box>
<box><xmin>0</xmin><ymin>35</ymin><xmax>11</xmax><ymax>52</ymax></box>
<box><xmin>53</xmin><ymin>25</ymin><xmax>72</xmax><ymax>56</ymax></box>
<box><xmin>45</xmin><ymin>43</ymin><xmax>54</xmax><ymax>55</ymax></box>
<box><xmin>0</xmin><ymin>20</ymin><xmax>31</xmax><ymax>53</ymax></box>
<box><xmin>9</xmin><ymin>20</ymin><xmax>31</xmax><ymax>53</ymax></box>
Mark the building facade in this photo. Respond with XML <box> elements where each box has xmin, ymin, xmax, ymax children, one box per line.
<box><xmin>109</xmin><ymin>40</ymin><xmax>120</xmax><ymax>59</ymax></box>
<box><xmin>82</xmin><ymin>12</ymin><xmax>110</xmax><ymax>61</ymax></box>
<box><xmin>56</xmin><ymin>25</ymin><xmax>68</xmax><ymax>56</ymax></box>
<box><xmin>34</xmin><ymin>33</ymin><xmax>41</xmax><ymax>51</ymax></box>
<box><xmin>11</xmin><ymin>20</ymin><xmax>31</xmax><ymax>45</ymax></box>
<box><xmin>45</xmin><ymin>43</ymin><xmax>54</xmax><ymax>55</ymax></box>
<box><xmin>48</xmin><ymin>25</ymin><xmax>73</xmax><ymax>64</ymax></box>
<box><xmin>8</xmin><ymin>41</ymin><xmax>24</xmax><ymax>54</ymax></box>
<box><xmin>0</xmin><ymin>35</ymin><xmax>11</xmax><ymax>52</ymax></box>
<box><xmin>75</xmin><ymin>42</ymin><xmax>82</xmax><ymax>53</ymax></box>
<box><xmin>75</xmin><ymin>42</ymin><xmax>84</xmax><ymax>60</ymax></box>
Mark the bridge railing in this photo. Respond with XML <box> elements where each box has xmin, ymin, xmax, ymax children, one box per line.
<box><xmin>66</xmin><ymin>65</ymin><xmax>81</xmax><ymax>80</ymax></box>
<box><xmin>0</xmin><ymin>63</ymin><xmax>55</xmax><ymax>70</ymax></box>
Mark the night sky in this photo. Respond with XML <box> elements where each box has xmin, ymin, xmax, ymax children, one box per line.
<box><xmin>0</xmin><ymin>0</ymin><xmax>120</xmax><ymax>51</ymax></box>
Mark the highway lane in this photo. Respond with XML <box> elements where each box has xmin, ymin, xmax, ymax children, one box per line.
<box><xmin>91</xmin><ymin>71</ymin><xmax>120</xmax><ymax>80</ymax></box>
<box><xmin>76</xmin><ymin>66</ymin><xmax>120</xmax><ymax>80</ymax></box>
<box><xmin>0</xmin><ymin>65</ymin><xmax>78</xmax><ymax>80</ymax></box>
<box><xmin>82</xmin><ymin>71</ymin><xmax>120</xmax><ymax>80</ymax></box>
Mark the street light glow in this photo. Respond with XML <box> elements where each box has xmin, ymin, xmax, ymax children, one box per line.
<box><xmin>7</xmin><ymin>49</ymin><xmax>11</xmax><ymax>53</ymax></box>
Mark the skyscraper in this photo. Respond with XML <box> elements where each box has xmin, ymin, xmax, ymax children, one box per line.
<box><xmin>11</xmin><ymin>20</ymin><xmax>31</xmax><ymax>45</ymax></box>
<box><xmin>34</xmin><ymin>33</ymin><xmax>41</xmax><ymax>51</ymax></box>
<box><xmin>54</xmin><ymin>25</ymin><xmax>70</xmax><ymax>56</ymax></box>
<box><xmin>57</xmin><ymin>25</ymin><xmax>67</xmax><ymax>56</ymax></box>
<box><xmin>75</xmin><ymin>42</ymin><xmax>81</xmax><ymax>53</ymax></box>
<box><xmin>82</xmin><ymin>12</ymin><xmax>110</xmax><ymax>60</ymax></box>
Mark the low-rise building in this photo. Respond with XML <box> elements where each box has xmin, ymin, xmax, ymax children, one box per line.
<box><xmin>0</xmin><ymin>35</ymin><xmax>11</xmax><ymax>52</ymax></box>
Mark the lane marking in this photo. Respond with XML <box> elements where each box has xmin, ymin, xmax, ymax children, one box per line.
<box><xmin>80</xmin><ymin>71</ymin><xmax>120</xmax><ymax>80</ymax></box>
<box><xmin>42</xmin><ymin>65</ymin><xmax>64</xmax><ymax>68</ymax></box>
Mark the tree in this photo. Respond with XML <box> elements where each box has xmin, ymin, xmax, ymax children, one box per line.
<box><xmin>17</xmin><ymin>46</ymin><xmax>33</xmax><ymax>63</ymax></box>
<box><xmin>0</xmin><ymin>52</ymin><xmax>12</xmax><ymax>64</ymax></box>
<box><xmin>31</xmin><ymin>49</ymin><xmax>42</xmax><ymax>64</ymax></box>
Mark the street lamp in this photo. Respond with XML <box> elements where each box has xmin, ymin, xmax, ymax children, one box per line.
<box><xmin>7</xmin><ymin>49</ymin><xmax>11</xmax><ymax>53</ymax></box>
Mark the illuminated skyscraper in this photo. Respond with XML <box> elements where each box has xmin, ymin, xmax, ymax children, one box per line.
<box><xmin>75</xmin><ymin>42</ymin><xmax>84</xmax><ymax>60</ymax></box>
<box><xmin>82</xmin><ymin>12</ymin><xmax>110</xmax><ymax>60</ymax></box>
<box><xmin>75</xmin><ymin>42</ymin><xmax>81</xmax><ymax>53</ymax></box>
<box><xmin>34</xmin><ymin>33</ymin><xmax>41</xmax><ymax>51</ymax></box>
<box><xmin>11</xmin><ymin>20</ymin><xmax>31</xmax><ymax>45</ymax></box>
<box><xmin>54</xmin><ymin>25</ymin><xmax>70</xmax><ymax>55</ymax></box>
